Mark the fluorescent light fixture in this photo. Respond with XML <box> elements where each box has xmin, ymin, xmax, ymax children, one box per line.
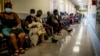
<box><xmin>78</xmin><ymin>3</ymin><xmax>84</xmax><ymax>5</ymax></box>
<box><xmin>80</xmin><ymin>7</ymin><xmax>87</xmax><ymax>10</ymax></box>
<box><xmin>73</xmin><ymin>46</ymin><xmax>80</xmax><ymax>52</ymax></box>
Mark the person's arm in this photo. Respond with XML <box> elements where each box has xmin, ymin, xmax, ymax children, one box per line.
<box><xmin>52</xmin><ymin>15</ymin><xmax>58</xmax><ymax>24</ymax></box>
<box><xmin>24</xmin><ymin>16</ymin><xmax>31</xmax><ymax>28</ymax></box>
<box><xmin>14</xmin><ymin>13</ymin><xmax>21</xmax><ymax>29</ymax></box>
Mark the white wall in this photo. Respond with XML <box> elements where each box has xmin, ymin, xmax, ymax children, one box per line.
<box><xmin>12</xmin><ymin>0</ymin><xmax>50</xmax><ymax>14</ymax></box>
<box><xmin>65</xmin><ymin>0</ymin><xmax>76</xmax><ymax>14</ymax></box>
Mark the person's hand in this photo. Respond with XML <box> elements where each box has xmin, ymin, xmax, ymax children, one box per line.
<box><xmin>12</xmin><ymin>27</ymin><xmax>17</xmax><ymax>30</ymax></box>
<box><xmin>54</xmin><ymin>20</ymin><xmax>58</xmax><ymax>24</ymax></box>
<box><xmin>0</xmin><ymin>33</ymin><xmax>3</xmax><ymax>38</ymax></box>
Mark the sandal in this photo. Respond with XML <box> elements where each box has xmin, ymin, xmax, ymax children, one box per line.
<box><xmin>14</xmin><ymin>50</ymin><xmax>19</xmax><ymax>56</ymax></box>
<box><xmin>19</xmin><ymin>48</ymin><xmax>25</xmax><ymax>54</ymax></box>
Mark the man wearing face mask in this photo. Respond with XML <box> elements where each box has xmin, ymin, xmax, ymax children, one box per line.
<box><xmin>0</xmin><ymin>2</ymin><xmax>25</xmax><ymax>56</ymax></box>
<box><xmin>24</xmin><ymin>9</ymin><xmax>36</xmax><ymax>33</ymax></box>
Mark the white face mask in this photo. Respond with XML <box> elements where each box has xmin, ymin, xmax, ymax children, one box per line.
<box><xmin>31</xmin><ymin>14</ymin><xmax>35</xmax><ymax>17</ymax></box>
<box><xmin>5</xmin><ymin>8</ymin><xmax>12</xmax><ymax>13</ymax></box>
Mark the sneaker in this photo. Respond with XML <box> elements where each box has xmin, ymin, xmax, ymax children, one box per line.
<box><xmin>67</xmin><ymin>29</ymin><xmax>73</xmax><ymax>33</ymax></box>
<box><xmin>52</xmin><ymin>38</ymin><xmax>58</xmax><ymax>43</ymax></box>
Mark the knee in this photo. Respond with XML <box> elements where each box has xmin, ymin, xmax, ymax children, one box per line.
<box><xmin>18</xmin><ymin>32</ymin><xmax>25</xmax><ymax>39</ymax></box>
<box><xmin>9</xmin><ymin>33</ymin><xmax>16</xmax><ymax>39</ymax></box>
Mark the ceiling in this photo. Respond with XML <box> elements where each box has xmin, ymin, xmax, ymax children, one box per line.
<box><xmin>71</xmin><ymin>0</ymin><xmax>89</xmax><ymax>10</ymax></box>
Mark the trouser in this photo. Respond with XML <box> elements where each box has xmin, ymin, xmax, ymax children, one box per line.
<box><xmin>52</xmin><ymin>23</ymin><xmax>62</xmax><ymax>34</ymax></box>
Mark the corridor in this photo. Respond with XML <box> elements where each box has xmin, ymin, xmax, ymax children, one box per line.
<box><xmin>19</xmin><ymin>23</ymin><xmax>95</xmax><ymax>56</ymax></box>
<box><xmin>0</xmin><ymin>0</ymin><xmax>98</xmax><ymax>56</ymax></box>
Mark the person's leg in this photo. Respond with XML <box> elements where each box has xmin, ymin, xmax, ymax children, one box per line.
<box><xmin>64</xmin><ymin>21</ymin><xmax>68</xmax><ymax>26</ymax></box>
<box><xmin>57</xmin><ymin>23</ymin><xmax>63</xmax><ymax>35</ymax></box>
<box><xmin>45</xmin><ymin>27</ymin><xmax>51</xmax><ymax>36</ymax></box>
<box><xmin>2</xmin><ymin>28</ymin><xmax>19</xmax><ymax>56</ymax></box>
<box><xmin>18</xmin><ymin>32</ymin><xmax>25</xmax><ymax>54</ymax></box>
<box><xmin>53</xmin><ymin>26</ymin><xmax>58</xmax><ymax>37</ymax></box>
<box><xmin>9</xmin><ymin>33</ymin><xmax>19</xmax><ymax>51</ymax></box>
<box><xmin>41</xmin><ymin>34</ymin><xmax>45</xmax><ymax>42</ymax></box>
<box><xmin>61</xmin><ymin>23</ymin><xmax>68</xmax><ymax>31</ymax></box>
<box><xmin>18</xmin><ymin>32</ymin><xmax>25</xmax><ymax>48</ymax></box>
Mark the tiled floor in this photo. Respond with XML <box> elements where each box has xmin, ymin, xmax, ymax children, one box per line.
<box><xmin>19</xmin><ymin>23</ymin><xmax>95</xmax><ymax>56</ymax></box>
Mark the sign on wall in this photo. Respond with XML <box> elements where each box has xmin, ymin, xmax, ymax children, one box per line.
<box><xmin>92</xmin><ymin>0</ymin><xmax>96</xmax><ymax>5</ymax></box>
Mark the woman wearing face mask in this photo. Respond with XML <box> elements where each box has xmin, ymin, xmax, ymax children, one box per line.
<box><xmin>0</xmin><ymin>2</ymin><xmax>25</xmax><ymax>56</ymax></box>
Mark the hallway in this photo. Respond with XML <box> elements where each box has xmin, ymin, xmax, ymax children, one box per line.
<box><xmin>19</xmin><ymin>23</ymin><xmax>95</xmax><ymax>56</ymax></box>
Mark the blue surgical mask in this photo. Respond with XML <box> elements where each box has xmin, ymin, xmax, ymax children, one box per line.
<box><xmin>5</xmin><ymin>8</ymin><xmax>12</xmax><ymax>13</ymax></box>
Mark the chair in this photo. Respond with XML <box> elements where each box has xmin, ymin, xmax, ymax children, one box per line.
<box><xmin>0</xmin><ymin>34</ymin><xmax>12</xmax><ymax>56</ymax></box>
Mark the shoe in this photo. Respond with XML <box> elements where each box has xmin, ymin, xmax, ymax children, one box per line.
<box><xmin>19</xmin><ymin>48</ymin><xmax>25</xmax><ymax>54</ymax></box>
<box><xmin>52</xmin><ymin>38</ymin><xmax>58</xmax><ymax>43</ymax></box>
<box><xmin>14</xmin><ymin>50</ymin><xmax>19</xmax><ymax>56</ymax></box>
<box><xmin>67</xmin><ymin>29</ymin><xmax>73</xmax><ymax>33</ymax></box>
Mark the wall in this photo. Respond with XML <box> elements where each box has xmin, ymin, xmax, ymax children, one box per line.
<box><xmin>87</xmin><ymin>0</ymin><xmax>96</xmax><ymax>34</ymax></box>
<box><xmin>65</xmin><ymin>0</ymin><xmax>76</xmax><ymax>14</ymax></box>
<box><xmin>12</xmin><ymin>0</ymin><xmax>76</xmax><ymax>14</ymax></box>
<box><xmin>12</xmin><ymin>0</ymin><xmax>50</xmax><ymax>14</ymax></box>
<box><xmin>87</xmin><ymin>0</ymin><xmax>100</xmax><ymax>56</ymax></box>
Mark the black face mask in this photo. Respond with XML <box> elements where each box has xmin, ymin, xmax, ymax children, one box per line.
<box><xmin>36</xmin><ymin>14</ymin><xmax>41</xmax><ymax>17</ymax></box>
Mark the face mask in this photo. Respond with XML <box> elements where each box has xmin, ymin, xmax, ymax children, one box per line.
<box><xmin>5</xmin><ymin>8</ymin><xmax>12</xmax><ymax>13</ymax></box>
<box><xmin>31</xmin><ymin>14</ymin><xmax>35</xmax><ymax>17</ymax></box>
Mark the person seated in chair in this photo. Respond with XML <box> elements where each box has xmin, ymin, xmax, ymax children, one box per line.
<box><xmin>50</xmin><ymin>9</ymin><xmax>62</xmax><ymax>37</ymax></box>
<box><xmin>28</xmin><ymin>10</ymin><xmax>46</xmax><ymax>45</ymax></box>
<box><xmin>0</xmin><ymin>2</ymin><xmax>25</xmax><ymax>56</ymax></box>
<box><xmin>24</xmin><ymin>9</ymin><xmax>36</xmax><ymax>34</ymax></box>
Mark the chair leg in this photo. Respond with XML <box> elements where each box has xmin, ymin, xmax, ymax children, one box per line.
<box><xmin>8</xmin><ymin>45</ymin><xmax>12</xmax><ymax>56</ymax></box>
<box><xmin>6</xmin><ymin>40</ymin><xmax>12</xmax><ymax>56</ymax></box>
